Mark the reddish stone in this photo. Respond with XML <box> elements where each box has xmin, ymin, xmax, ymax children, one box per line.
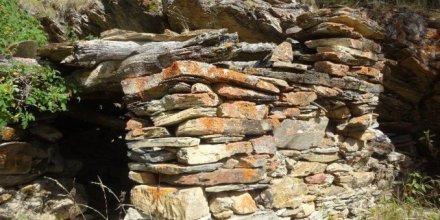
<box><xmin>160</xmin><ymin>168</ymin><xmax>265</xmax><ymax>186</ymax></box>
<box><xmin>236</xmin><ymin>155</ymin><xmax>270</xmax><ymax>168</ymax></box>
<box><xmin>126</xmin><ymin>118</ymin><xmax>146</xmax><ymax>131</ymax></box>
<box><xmin>349</xmin><ymin>66</ymin><xmax>380</xmax><ymax>78</ymax></box>
<box><xmin>281</xmin><ymin>92</ymin><xmax>317</xmax><ymax>106</ymax></box>
<box><xmin>121</xmin><ymin>73</ymin><xmax>166</xmax><ymax>99</ymax></box>
<box><xmin>213</xmin><ymin>84</ymin><xmax>278</xmax><ymax>102</ymax></box>
<box><xmin>162</xmin><ymin>61</ymin><xmax>279</xmax><ymax>93</ymax></box>
<box><xmin>270</xmin><ymin>41</ymin><xmax>293</xmax><ymax>63</ymax></box>
<box><xmin>177</xmin><ymin>117</ymin><xmax>276</xmax><ymax>136</ymax></box>
<box><xmin>314</xmin><ymin>61</ymin><xmax>349</xmax><ymax>77</ymax></box>
<box><xmin>217</xmin><ymin>101</ymin><xmax>268</xmax><ymax>120</ymax></box>
<box><xmin>269</xmin><ymin>107</ymin><xmax>301</xmax><ymax>119</ymax></box>
<box><xmin>305</xmin><ymin>173</ymin><xmax>327</xmax><ymax>184</ymax></box>
<box><xmin>316</xmin><ymin>52</ymin><xmax>366</xmax><ymax>66</ymax></box>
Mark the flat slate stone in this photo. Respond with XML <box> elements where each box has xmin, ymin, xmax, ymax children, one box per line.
<box><xmin>281</xmin><ymin>92</ymin><xmax>317</xmax><ymax>106</ymax></box>
<box><xmin>228</xmin><ymin>210</ymin><xmax>278</xmax><ymax>220</ymax></box>
<box><xmin>300</xmin><ymin>152</ymin><xmax>340</xmax><ymax>163</ymax></box>
<box><xmin>151</xmin><ymin>107</ymin><xmax>217</xmax><ymax>127</ymax></box>
<box><xmin>127</xmin><ymin>149</ymin><xmax>176</xmax><ymax>163</ymax></box>
<box><xmin>314</xmin><ymin>61</ymin><xmax>349</xmax><ymax>77</ymax></box>
<box><xmin>236</xmin><ymin>155</ymin><xmax>270</xmax><ymax>168</ymax></box>
<box><xmin>296</xmin><ymin>9</ymin><xmax>384</xmax><ymax>40</ymax></box>
<box><xmin>176</xmin><ymin>117</ymin><xmax>276</xmax><ymax>136</ymax></box>
<box><xmin>316</xmin><ymin>46</ymin><xmax>378</xmax><ymax>61</ymax></box>
<box><xmin>131</xmin><ymin>185</ymin><xmax>210</xmax><ymax>220</ymax></box>
<box><xmin>265</xmin><ymin>176</ymin><xmax>308</xmax><ymax>209</ymax></box>
<box><xmin>213</xmin><ymin>84</ymin><xmax>279</xmax><ymax>102</ymax></box>
<box><xmin>270</xmin><ymin>41</ymin><xmax>293</xmax><ymax>63</ymax></box>
<box><xmin>160</xmin><ymin>168</ymin><xmax>265</xmax><ymax>186</ymax></box>
<box><xmin>305</xmin><ymin>38</ymin><xmax>381</xmax><ymax>53</ymax></box>
<box><xmin>200</xmin><ymin>135</ymin><xmax>245</xmax><ymax>144</ymax></box>
<box><xmin>250</xmin><ymin>135</ymin><xmax>277</xmax><ymax>155</ymax></box>
<box><xmin>128</xmin><ymin>171</ymin><xmax>157</xmax><ymax>184</ymax></box>
<box><xmin>162</xmin><ymin>61</ymin><xmax>279</xmax><ymax>93</ymax></box>
<box><xmin>121</xmin><ymin>73</ymin><xmax>165</xmax><ymax>98</ymax></box>
<box><xmin>217</xmin><ymin>101</ymin><xmax>268</xmax><ymax>120</ymax></box>
<box><xmin>0</xmin><ymin>142</ymin><xmax>47</xmax><ymax>175</ymax></box>
<box><xmin>247</xmin><ymin>69</ymin><xmax>383</xmax><ymax>93</ymax></box>
<box><xmin>293</xmin><ymin>22</ymin><xmax>363</xmax><ymax>41</ymax></box>
<box><xmin>290</xmin><ymin>161</ymin><xmax>327</xmax><ymax>177</ymax></box>
<box><xmin>269</xmin><ymin>107</ymin><xmax>301</xmax><ymax>119</ymax></box>
<box><xmin>128</xmin><ymin>162</ymin><xmax>223</xmax><ymax>175</ymax></box>
<box><xmin>274</xmin><ymin>117</ymin><xmax>329</xmax><ymax>150</ymax></box>
<box><xmin>125</xmin><ymin>127</ymin><xmax>171</xmax><ymax>141</ymax></box>
<box><xmin>177</xmin><ymin>142</ymin><xmax>253</xmax><ymax>165</ymax></box>
<box><xmin>272</xmin><ymin>61</ymin><xmax>310</xmax><ymax>71</ymax></box>
<box><xmin>128</xmin><ymin>92</ymin><xmax>220</xmax><ymax>116</ymax></box>
<box><xmin>127</xmin><ymin>137</ymin><xmax>200</xmax><ymax>149</ymax></box>
<box><xmin>205</xmin><ymin>184</ymin><xmax>270</xmax><ymax>193</ymax></box>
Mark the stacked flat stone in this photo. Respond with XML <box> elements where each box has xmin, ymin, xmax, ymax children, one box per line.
<box><xmin>120</xmin><ymin>9</ymin><xmax>402</xmax><ymax>220</ymax></box>
<box><xmin>32</xmin><ymin>7</ymin><xmax>404</xmax><ymax>220</ymax></box>
<box><xmin>371</xmin><ymin>7</ymin><xmax>440</xmax><ymax>155</ymax></box>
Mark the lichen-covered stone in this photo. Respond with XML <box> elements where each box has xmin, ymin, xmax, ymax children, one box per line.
<box><xmin>131</xmin><ymin>185</ymin><xmax>210</xmax><ymax>220</ymax></box>
<box><xmin>250</xmin><ymin>135</ymin><xmax>277</xmax><ymax>155</ymax></box>
<box><xmin>162</xmin><ymin>61</ymin><xmax>279</xmax><ymax>93</ymax></box>
<box><xmin>314</xmin><ymin>61</ymin><xmax>349</xmax><ymax>77</ymax></box>
<box><xmin>177</xmin><ymin>142</ymin><xmax>253</xmax><ymax>165</ymax></box>
<box><xmin>177</xmin><ymin>117</ymin><xmax>276</xmax><ymax>136</ymax></box>
<box><xmin>160</xmin><ymin>168</ymin><xmax>265</xmax><ymax>186</ymax></box>
<box><xmin>213</xmin><ymin>84</ymin><xmax>279</xmax><ymax>102</ymax></box>
<box><xmin>127</xmin><ymin>137</ymin><xmax>200</xmax><ymax>149</ymax></box>
<box><xmin>209</xmin><ymin>191</ymin><xmax>257</xmax><ymax>216</ymax></box>
<box><xmin>274</xmin><ymin>117</ymin><xmax>329</xmax><ymax>150</ymax></box>
<box><xmin>290</xmin><ymin>161</ymin><xmax>327</xmax><ymax>177</ymax></box>
<box><xmin>151</xmin><ymin>107</ymin><xmax>217</xmax><ymax>127</ymax></box>
<box><xmin>217</xmin><ymin>101</ymin><xmax>268</xmax><ymax>120</ymax></box>
<box><xmin>265</xmin><ymin>176</ymin><xmax>309</xmax><ymax>209</ymax></box>
<box><xmin>281</xmin><ymin>92</ymin><xmax>317</xmax><ymax>106</ymax></box>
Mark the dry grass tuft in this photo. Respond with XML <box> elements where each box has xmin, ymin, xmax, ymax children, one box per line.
<box><xmin>369</xmin><ymin>200</ymin><xmax>440</xmax><ymax>220</ymax></box>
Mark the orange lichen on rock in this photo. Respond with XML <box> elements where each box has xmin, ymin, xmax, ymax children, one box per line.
<box><xmin>161</xmin><ymin>61</ymin><xmax>280</xmax><ymax>93</ymax></box>
<box><xmin>217</xmin><ymin>101</ymin><xmax>268</xmax><ymax>120</ymax></box>
<box><xmin>281</xmin><ymin>92</ymin><xmax>317</xmax><ymax>106</ymax></box>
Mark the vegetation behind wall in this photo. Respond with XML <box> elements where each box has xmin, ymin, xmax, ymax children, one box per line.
<box><xmin>0</xmin><ymin>0</ymin><xmax>72</xmax><ymax>130</ymax></box>
<box><xmin>0</xmin><ymin>0</ymin><xmax>47</xmax><ymax>54</ymax></box>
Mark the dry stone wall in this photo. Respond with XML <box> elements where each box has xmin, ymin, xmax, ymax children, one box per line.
<box><xmin>32</xmin><ymin>6</ymin><xmax>405</xmax><ymax>220</ymax></box>
<box><xmin>116</xmin><ymin>8</ymin><xmax>402</xmax><ymax>220</ymax></box>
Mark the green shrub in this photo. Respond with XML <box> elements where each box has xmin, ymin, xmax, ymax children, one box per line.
<box><xmin>0</xmin><ymin>0</ymin><xmax>47</xmax><ymax>54</ymax></box>
<box><xmin>405</xmin><ymin>172</ymin><xmax>440</xmax><ymax>207</ymax></box>
<box><xmin>0</xmin><ymin>62</ymin><xmax>72</xmax><ymax>129</ymax></box>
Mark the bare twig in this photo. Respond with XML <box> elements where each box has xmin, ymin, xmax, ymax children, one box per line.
<box><xmin>44</xmin><ymin>176</ymin><xmax>108</xmax><ymax>220</ymax></box>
